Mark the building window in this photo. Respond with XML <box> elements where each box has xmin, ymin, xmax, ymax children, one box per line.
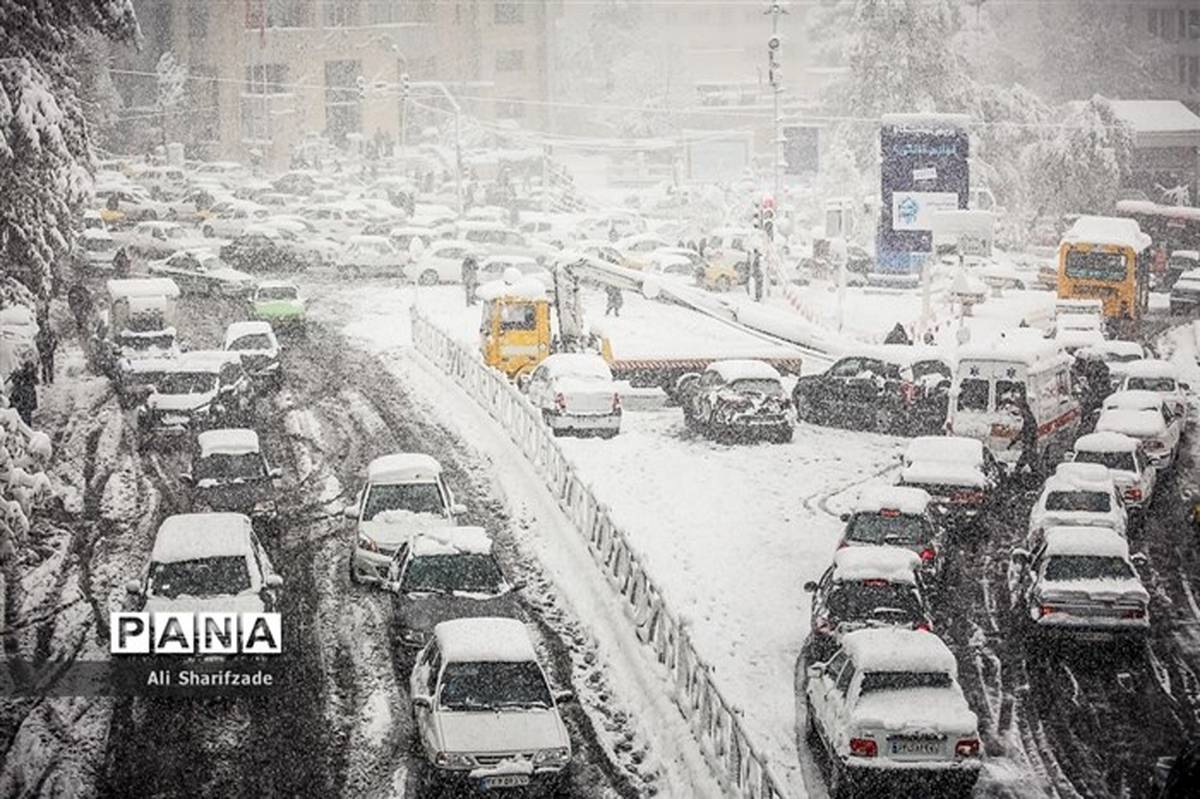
<box><xmin>1191</xmin><ymin>56</ymin><xmax>1199</xmax><ymax>91</ymax></box>
<box><xmin>323</xmin><ymin>0</ymin><xmax>358</xmax><ymax>27</ymax></box>
<box><xmin>325</xmin><ymin>59</ymin><xmax>362</xmax><ymax>139</ymax></box>
<box><xmin>495</xmin><ymin>1</ymin><xmax>523</xmax><ymax>25</ymax></box>
<box><xmin>267</xmin><ymin>0</ymin><xmax>307</xmax><ymax>27</ymax></box>
<box><xmin>1189</xmin><ymin>9</ymin><xmax>1200</xmax><ymax>40</ymax></box>
<box><xmin>495</xmin><ymin>49</ymin><xmax>525</xmax><ymax>73</ymax></box>
<box><xmin>245</xmin><ymin>63</ymin><xmax>289</xmax><ymax>93</ymax></box>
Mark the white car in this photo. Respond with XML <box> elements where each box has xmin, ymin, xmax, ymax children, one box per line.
<box><xmin>125</xmin><ymin>512</ymin><xmax>283</xmax><ymax>613</ymax></box>
<box><xmin>896</xmin><ymin>436</ymin><xmax>1000</xmax><ymax>526</ymax></box>
<box><xmin>479</xmin><ymin>255</ymin><xmax>552</xmax><ymax>289</ymax></box>
<box><xmin>136</xmin><ymin>350</ymin><xmax>254</xmax><ymax>444</ymax></box>
<box><xmin>78</xmin><ymin>228</ymin><xmax>119</xmax><ymax>271</ymax></box>
<box><xmin>409</xmin><ymin>618</ymin><xmax>573</xmax><ymax>793</ymax></box>
<box><xmin>1009</xmin><ymin>527</ymin><xmax>1149</xmax><ymax>646</ymax></box>
<box><xmin>343</xmin><ymin>453</ymin><xmax>463</xmax><ymax>585</ymax></box>
<box><xmin>615</xmin><ymin>233</ymin><xmax>675</xmax><ymax>270</ymax></box>
<box><xmin>646</xmin><ymin>247</ymin><xmax>704</xmax><ymax>280</ymax></box>
<box><xmin>523</xmin><ymin>353</ymin><xmax>621</xmax><ymax>438</ymax></box>
<box><xmin>1074</xmin><ymin>341</ymin><xmax>1147</xmax><ymax>389</ymax></box>
<box><xmin>201</xmin><ymin>199</ymin><xmax>271</xmax><ymax>239</ymax></box>
<box><xmin>117</xmin><ymin>220</ymin><xmax>208</xmax><ymax>260</ymax></box>
<box><xmin>1097</xmin><ymin>390</ymin><xmax>1182</xmax><ymax>469</ymax></box>
<box><xmin>804</xmin><ymin>629</ymin><xmax>982</xmax><ymax>796</ymax></box>
<box><xmin>404</xmin><ymin>240</ymin><xmax>477</xmax><ymax>285</ymax></box>
<box><xmin>149</xmin><ymin>249</ymin><xmax>256</xmax><ymax>297</ymax></box>
<box><xmin>702</xmin><ymin>227</ymin><xmax>757</xmax><ymax>274</ymax></box>
<box><xmin>337</xmin><ymin>235</ymin><xmax>401</xmax><ymax>276</ymax></box>
<box><xmin>1069</xmin><ymin>431</ymin><xmax>1156</xmax><ymax>511</ymax></box>
<box><xmin>457</xmin><ymin>221</ymin><xmax>552</xmax><ymax>262</ymax></box>
<box><xmin>388</xmin><ymin>226</ymin><xmax>434</xmax><ymax>263</ymax></box>
<box><xmin>1054</xmin><ymin>314</ymin><xmax>1105</xmax><ymax>353</ymax></box>
<box><xmin>1119</xmin><ymin>359</ymin><xmax>1189</xmax><ymax>422</ymax></box>
<box><xmin>1027</xmin><ymin>462</ymin><xmax>1127</xmax><ymax>548</ymax></box>
<box><xmin>223</xmin><ymin>320</ymin><xmax>281</xmax><ymax>386</ymax></box>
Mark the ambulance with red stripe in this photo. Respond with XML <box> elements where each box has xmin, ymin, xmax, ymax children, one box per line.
<box><xmin>948</xmin><ymin>333</ymin><xmax>1080</xmax><ymax>474</ymax></box>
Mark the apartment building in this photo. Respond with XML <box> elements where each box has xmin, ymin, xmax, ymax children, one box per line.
<box><xmin>1143</xmin><ymin>3</ymin><xmax>1200</xmax><ymax>106</ymax></box>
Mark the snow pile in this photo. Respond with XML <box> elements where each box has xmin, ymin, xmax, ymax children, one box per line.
<box><xmin>0</xmin><ymin>405</ymin><xmax>55</xmax><ymax>552</ymax></box>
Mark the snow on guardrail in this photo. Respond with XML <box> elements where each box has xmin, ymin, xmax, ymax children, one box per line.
<box><xmin>411</xmin><ymin>308</ymin><xmax>794</xmax><ymax>799</ymax></box>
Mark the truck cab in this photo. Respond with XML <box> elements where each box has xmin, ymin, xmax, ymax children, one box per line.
<box><xmin>478</xmin><ymin>278</ymin><xmax>554</xmax><ymax>378</ymax></box>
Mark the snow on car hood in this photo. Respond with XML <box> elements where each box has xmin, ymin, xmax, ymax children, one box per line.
<box><xmin>851</xmin><ymin>687</ymin><xmax>978</xmax><ymax>736</ymax></box>
<box><xmin>143</xmin><ymin>591</ymin><xmax>265</xmax><ymax>615</ymax></box>
<box><xmin>359</xmin><ymin>511</ymin><xmax>450</xmax><ymax>548</ymax></box>
<box><xmin>148</xmin><ymin>389</ymin><xmax>217</xmax><ymax>412</ymax></box>
<box><xmin>435</xmin><ymin>708</ymin><xmax>567</xmax><ymax>754</ymax></box>
<box><xmin>1040</xmin><ymin>578</ymin><xmax>1148</xmax><ymax>605</ymax></box>
<box><xmin>1035</xmin><ymin>511</ymin><xmax>1121</xmax><ymax>531</ymax></box>
<box><xmin>396</xmin><ymin>593</ymin><xmax>520</xmax><ymax>636</ymax></box>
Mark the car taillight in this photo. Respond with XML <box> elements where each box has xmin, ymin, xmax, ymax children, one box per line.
<box><xmin>612</xmin><ymin>392</ymin><xmax>621</xmax><ymax>412</ymax></box>
<box><xmin>915</xmin><ymin>621</ymin><xmax>932</xmax><ymax>632</ymax></box>
<box><xmin>955</xmin><ymin>738</ymin><xmax>981</xmax><ymax>758</ymax></box>
<box><xmin>879</xmin><ymin>508</ymin><xmax>900</xmax><ymax>518</ymax></box>
<box><xmin>849</xmin><ymin>738</ymin><xmax>877</xmax><ymax>758</ymax></box>
<box><xmin>554</xmin><ymin>392</ymin><xmax>567</xmax><ymax>411</ymax></box>
<box><xmin>1122</xmin><ymin>607</ymin><xmax>1145</xmax><ymax>619</ymax></box>
<box><xmin>1145</xmin><ymin>440</ymin><xmax>1165</xmax><ymax>451</ymax></box>
<box><xmin>862</xmin><ymin>579</ymin><xmax>888</xmax><ymax>587</ymax></box>
<box><xmin>920</xmin><ymin>547</ymin><xmax>936</xmax><ymax>562</ymax></box>
<box><xmin>1124</xmin><ymin>487</ymin><xmax>1142</xmax><ymax>502</ymax></box>
<box><xmin>951</xmin><ymin>490</ymin><xmax>985</xmax><ymax>504</ymax></box>
<box><xmin>1039</xmin><ymin>605</ymin><xmax>1056</xmax><ymax>618</ymax></box>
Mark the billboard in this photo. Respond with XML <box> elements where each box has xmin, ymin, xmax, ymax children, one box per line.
<box><xmin>877</xmin><ymin>114</ymin><xmax>970</xmax><ymax>277</ymax></box>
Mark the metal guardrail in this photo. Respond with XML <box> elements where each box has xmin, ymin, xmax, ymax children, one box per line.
<box><xmin>411</xmin><ymin>310</ymin><xmax>792</xmax><ymax>799</ymax></box>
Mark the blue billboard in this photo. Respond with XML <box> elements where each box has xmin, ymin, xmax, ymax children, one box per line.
<box><xmin>876</xmin><ymin>114</ymin><xmax>970</xmax><ymax>279</ymax></box>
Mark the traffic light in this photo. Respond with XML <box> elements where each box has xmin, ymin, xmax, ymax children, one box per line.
<box><xmin>355</xmin><ymin>74</ymin><xmax>366</xmax><ymax>99</ymax></box>
<box><xmin>401</xmin><ymin>72</ymin><xmax>410</xmax><ymax>102</ymax></box>
<box><xmin>762</xmin><ymin>205</ymin><xmax>775</xmax><ymax>240</ymax></box>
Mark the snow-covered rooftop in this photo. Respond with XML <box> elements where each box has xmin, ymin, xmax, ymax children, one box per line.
<box><xmin>1096</xmin><ymin>408</ymin><xmax>1166</xmax><ymax>437</ymax></box>
<box><xmin>106</xmin><ymin>278</ymin><xmax>181</xmax><ymax>301</ymax></box>
<box><xmin>540</xmin><ymin>353</ymin><xmax>613</xmax><ymax>380</ymax></box>
<box><xmin>901</xmin><ymin>461</ymin><xmax>986</xmax><ymax>489</ymax></box>
<box><xmin>367</xmin><ymin>453</ymin><xmax>442</xmax><ymax>484</ymax></box>
<box><xmin>708</xmin><ymin>359</ymin><xmax>782</xmax><ymax>383</ymax></box>
<box><xmin>151</xmin><ymin>513</ymin><xmax>253</xmax><ymax>563</ymax></box>
<box><xmin>1106</xmin><ymin>100</ymin><xmax>1200</xmax><ymax>148</ymax></box>
<box><xmin>172</xmin><ymin>349</ymin><xmax>241</xmax><ymax>373</ymax></box>
<box><xmin>851</xmin><ymin>484</ymin><xmax>931</xmax><ymax>515</ymax></box>
<box><xmin>1074</xmin><ymin>431</ymin><xmax>1139</xmax><ymax>454</ymax></box>
<box><xmin>956</xmin><ymin>332</ymin><xmax>1066</xmax><ymax>369</ymax></box>
<box><xmin>197</xmin><ymin>428</ymin><xmax>260</xmax><ymax>458</ymax></box>
<box><xmin>841</xmin><ymin>628</ymin><xmax>958</xmax><ymax>675</ymax></box>
<box><xmin>1043</xmin><ymin>526</ymin><xmax>1130</xmax><ymax>559</ymax></box>
<box><xmin>832</xmin><ymin>546</ymin><xmax>920</xmax><ymax>585</ymax></box>
<box><xmin>1060</xmin><ymin>215</ymin><xmax>1151</xmax><ymax>252</ymax></box>
<box><xmin>434</xmin><ymin>617</ymin><xmax>536</xmax><ymax>663</ymax></box>
<box><xmin>1121</xmin><ymin>359</ymin><xmax>1178</xmax><ymax>379</ymax></box>
<box><xmin>1075</xmin><ymin>341</ymin><xmax>1144</xmax><ymax>361</ymax></box>
<box><xmin>411</xmin><ymin>526</ymin><xmax>493</xmax><ymax>557</ymax></box>
<box><xmin>224</xmin><ymin>320</ymin><xmax>275</xmax><ymax>343</ymax></box>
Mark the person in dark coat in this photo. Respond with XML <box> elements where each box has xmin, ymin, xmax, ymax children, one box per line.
<box><xmin>1002</xmin><ymin>390</ymin><xmax>1039</xmax><ymax>478</ymax></box>
<box><xmin>884</xmin><ymin>323</ymin><xmax>912</xmax><ymax>345</ymax></box>
<box><xmin>112</xmin><ymin>246</ymin><xmax>131</xmax><ymax>277</ymax></box>
<box><xmin>604</xmin><ymin>285</ymin><xmax>623</xmax><ymax>317</ymax></box>
<box><xmin>34</xmin><ymin>324</ymin><xmax>57</xmax><ymax>384</ymax></box>
<box><xmin>751</xmin><ymin>250</ymin><xmax>764</xmax><ymax>301</ymax></box>
<box><xmin>461</xmin><ymin>255</ymin><xmax>479</xmax><ymax>306</ymax></box>
<box><xmin>7</xmin><ymin>361</ymin><xmax>38</xmax><ymax>425</ymax></box>
<box><xmin>66</xmin><ymin>282</ymin><xmax>93</xmax><ymax>337</ymax></box>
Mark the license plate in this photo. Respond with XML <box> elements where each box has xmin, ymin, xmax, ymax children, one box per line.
<box><xmin>481</xmin><ymin>775</ymin><xmax>529</xmax><ymax>789</ymax></box>
<box><xmin>891</xmin><ymin>739</ymin><xmax>941</xmax><ymax>756</ymax></box>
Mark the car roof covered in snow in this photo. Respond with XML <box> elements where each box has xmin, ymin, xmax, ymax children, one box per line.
<box><xmin>367</xmin><ymin>453</ymin><xmax>442</xmax><ymax>484</ymax></box>
<box><xmin>1171</xmin><ymin>250</ymin><xmax>1200</xmax><ymax>260</ymax></box>
<box><xmin>832</xmin><ymin>546</ymin><xmax>921</xmax><ymax>585</ymax></box>
<box><xmin>411</xmin><ymin>526</ymin><xmax>493</xmax><ymax>558</ymax></box>
<box><xmin>1075</xmin><ymin>341</ymin><xmax>1145</xmax><ymax>360</ymax></box>
<box><xmin>106</xmin><ymin>278</ymin><xmax>181</xmax><ymax>300</ymax></box>
<box><xmin>1074</xmin><ymin>431</ymin><xmax>1140</xmax><ymax>454</ymax></box>
<box><xmin>151</xmin><ymin>513</ymin><xmax>253</xmax><ymax>563</ymax></box>
<box><xmin>224</xmin><ymin>320</ymin><xmax>275</xmax><ymax>344</ymax></box>
<box><xmin>1044</xmin><ymin>462</ymin><xmax>1114</xmax><ymax>494</ymax></box>
<box><xmin>956</xmin><ymin>333</ymin><xmax>1067</xmax><ymax>370</ymax></box>
<box><xmin>1096</xmin><ymin>408</ymin><xmax>1167</xmax><ymax>437</ymax></box>
<box><xmin>434</xmin><ymin>617</ymin><xmax>536</xmax><ymax>663</ymax></box>
<box><xmin>901</xmin><ymin>461</ymin><xmax>986</xmax><ymax>488</ymax></box>
<box><xmin>904</xmin><ymin>436</ymin><xmax>983</xmax><ymax>465</ymax></box>
<box><xmin>841</xmin><ymin>628</ymin><xmax>958</xmax><ymax>675</ymax></box>
<box><xmin>1042</xmin><ymin>526</ymin><xmax>1130</xmax><ymax>559</ymax></box>
<box><xmin>1061</xmin><ymin>215</ymin><xmax>1151</xmax><ymax>252</ymax></box>
<box><xmin>707</xmin><ymin>359</ymin><xmax>782</xmax><ymax>382</ymax></box>
<box><xmin>1103</xmin><ymin>390</ymin><xmax>1167</xmax><ymax>412</ymax></box>
<box><xmin>82</xmin><ymin>228</ymin><xmax>114</xmax><ymax>241</ymax></box>
<box><xmin>852</xmin><ymin>485</ymin><xmax>931</xmax><ymax>515</ymax></box>
<box><xmin>1121</xmin><ymin>359</ymin><xmax>1178</xmax><ymax>379</ymax></box>
<box><xmin>481</xmin><ymin>254</ymin><xmax>538</xmax><ymax>267</ymax></box>
<box><xmin>476</xmin><ymin>276</ymin><xmax>548</xmax><ymax>302</ymax></box>
<box><xmin>539</xmin><ymin>353</ymin><xmax>613</xmax><ymax>379</ymax></box>
<box><xmin>197</xmin><ymin>428</ymin><xmax>260</xmax><ymax>458</ymax></box>
<box><xmin>347</xmin><ymin>234</ymin><xmax>394</xmax><ymax>246</ymax></box>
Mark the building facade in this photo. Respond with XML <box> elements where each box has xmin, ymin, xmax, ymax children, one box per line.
<box><xmin>1142</xmin><ymin>2</ymin><xmax>1200</xmax><ymax>108</ymax></box>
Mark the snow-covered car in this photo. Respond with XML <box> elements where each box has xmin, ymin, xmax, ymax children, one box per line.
<box><xmin>218</xmin><ymin>226</ymin><xmax>315</xmax><ymax>273</ymax></box>
<box><xmin>386</xmin><ymin>527</ymin><xmax>520</xmax><ymax>651</ymax></box>
<box><xmin>248</xmin><ymin>280</ymin><xmax>305</xmax><ymax>331</ymax></box>
<box><xmin>77</xmin><ymin>228</ymin><xmax>119</xmax><ymax>272</ymax></box>
<box><xmin>403</xmin><ymin>239</ymin><xmax>477</xmax><ymax>285</ymax></box>
<box><xmin>117</xmin><ymin>220</ymin><xmax>208</xmax><ymax>260</ymax></box>
<box><xmin>1097</xmin><ymin>390</ymin><xmax>1182</xmax><ymax>469</ymax></box>
<box><xmin>804</xmin><ymin>629</ymin><xmax>982</xmax><ymax>796</ymax></box>
<box><xmin>457</xmin><ymin>221</ymin><xmax>554</xmax><ymax>263</ymax></box>
<box><xmin>95</xmin><ymin>185</ymin><xmax>171</xmax><ymax>227</ymax></box>
<box><xmin>344</xmin><ymin>454</ymin><xmax>464</xmax><ymax>585</ymax></box>
<box><xmin>1054</xmin><ymin>313</ymin><xmax>1105</xmax><ymax>353</ymax></box>
<box><xmin>1009</xmin><ymin>527</ymin><xmax>1149</xmax><ymax>647</ymax></box>
<box><xmin>614</xmin><ymin>233</ymin><xmax>675</xmax><ymax>270</ymax></box>
<box><xmin>125</xmin><ymin>512</ymin><xmax>283</xmax><ymax>613</ymax></box>
<box><xmin>1074</xmin><ymin>341</ymin><xmax>1148</xmax><ymax>390</ymax></box>
<box><xmin>148</xmin><ymin>249</ymin><xmax>256</xmax><ymax>298</ymax></box>
<box><xmin>409</xmin><ymin>617</ymin><xmax>573</xmax><ymax>793</ymax></box>
<box><xmin>644</xmin><ymin>247</ymin><xmax>705</xmax><ymax>282</ymax></box>
<box><xmin>702</xmin><ymin>227</ymin><xmax>756</xmax><ymax>276</ymax></box>
<box><xmin>678</xmin><ymin>359</ymin><xmax>794</xmax><ymax>443</ymax></box>
<box><xmin>1119</xmin><ymin>359</ymin><xmax>1189</xmax><ymax>422</ymax></box>
<box><xmin>388</xmin><ymin>226</ymin><xmax>434</xmax><ymax>263</ymax></box>
<box><xmin>478</xmin><ymin>255</ymin><xmax>553</xmax><ymax>289</ymax></box>
<box><xmin>82</xmin><ymin>208</ymin><xmax>108</xmax><ymax>232</ymax></box>
<box><xmin>837</xmin><ymin>485</ymin><xmax>944</xmax><ymax>582</ymax></box>
<box><xmin>135</xmin><ymin>350</ymin><xmax>254</xmax><ymax>446</ymax></box>
<box><xmin>897</xmin><ymin>436</ymin><xmax>1002</xmax><ymax>527</ymax></box>
<box><xmin>1069</xmin><ymin>431</ymin><xmax>1157</xmax><ymax>512</ymax></box>
<box><xmin>110</xmin><ymin>328</ymin><xmax>180</xmax><ymax>409</ymax></box>
<box><xmin>523</xmin><ymin>353</ymin><xmax>621</xmax><ymax>438</ymax></box>
<box><xmin>200</xmin><ymin>199</ymin><xmax>271</xmax><ymax>239</ymax></box>
<box><xmin>1027</xmin><ymin>462</ymin><xmax>1127</xmax><ymax>549</ymax></box>
<box><xmin>337</xmin><ymin>234</ymin><xmax>401</xmax><ymax>276</ymax></box>
<box><xmin>1169</xmin><ymin>268</ymin><xmax>1200</xmax><ymax>315</ymax></box>
<box><xmin>804</xmin><ymin>546</ymin><xmax>933</xmax><ymax>661</ymax></box>
<box><xmin>223</xmin><ymin>320</ymin><xmax>281</xmax><ymax>388</ymax></box>
<box><xmin>181</xmin><ymin>429</ymin><xmax>281</xmax><ymax>523</ymax></box>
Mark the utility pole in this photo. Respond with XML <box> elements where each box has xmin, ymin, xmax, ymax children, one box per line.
<box><xmin>412</xmin><ymin>80</ymin><xmax>464</xmax><ymax>215</ymax></box>
<box><xmin>399</xmin><ymin>72</ymin><xmax>410</xmax><ymax>161</ymax></box>
<box><xmin>765</xmin><ymin>2</ymin><xmax>786</xmax><ymax>206</ymax></box>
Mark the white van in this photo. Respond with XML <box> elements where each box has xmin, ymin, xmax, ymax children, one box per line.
<box><xmin>949</xmin><ymin>333</ymin><xmax>1080</xmax><ymax>472</ymax></box>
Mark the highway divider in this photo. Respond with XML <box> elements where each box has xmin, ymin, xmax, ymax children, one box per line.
<box><xmin>411</xmin><ymin>308</ymin><xmax>791</xmax><ymax>799</ymax></box>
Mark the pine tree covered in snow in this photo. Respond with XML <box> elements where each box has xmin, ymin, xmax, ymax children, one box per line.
<box><xmin>0</xmin><ymin>0</ymin><xmax>138</xmax><ymax>296</ymax></box>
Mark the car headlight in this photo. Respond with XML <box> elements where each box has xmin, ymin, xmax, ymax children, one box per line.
<box><xmin>433</xmin><ymin>751</ymin><xmax>473</xmax><ymax>769</ymax></box>
<box><xmin>358</xmin><ymin>534</ymin><xmax>379</xmax><ymax>553</ymax></box>
<box><xmin>533</xmin><ymin>747</ymin><xmax>570</xmax><ymax>767</ymax></box>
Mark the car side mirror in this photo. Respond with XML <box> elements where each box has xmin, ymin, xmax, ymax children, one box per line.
<box><xmin>1131</xmin><ymin>552</ymin><xmax>1149</xmax><ymax>568</ymax></box>
<box><xmin>264</xmin><ymin>574</ymin><xmax>284</xmax><ymax>588</ymax></box>
<box><xmin>803</xmin><ymin>581</ymin><xmax>818</xmax><ymax>592</ymax></box>
<box><xmin>341</xmin><ymin>504</ymin><xmax>359</xmax><ymax>520</ymax></box>
<box><xmin>839</xmin><ymin>512</ymin><xmax>850</xmax><ymax>522</ymax></box>
<box><xmin>451</xmin><ymin>503</ymin><xmax>467</xmax><ymax>516</ymax></box>
<box><xmin>268</xmin><ymin>467</ymin><xmax>283</xmax><ymax>479</ymax></box>
<box><xmin>125</xmin><ymin>579</ymin><xmax>143</xmax><ymax>595</ymax></box>
<box><xmin>412</xmin><ymin>695</ymin><xmax>432</xmax><ymax>710</ymax></box>
<box><xmin>553</xmin><ymin>689</ymin><xmax>575</xmax><ymax>704</ymax></box>
<box><xmin>178</xmin><ymin>472</ymin><xmax>194</xmax><ymax>485</ymax></box>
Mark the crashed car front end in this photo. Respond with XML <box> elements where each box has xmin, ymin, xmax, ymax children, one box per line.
<box><xmin>710</xmin><ymin>390</ymin><xmax>793</xmax><ymax>435</ymax></box>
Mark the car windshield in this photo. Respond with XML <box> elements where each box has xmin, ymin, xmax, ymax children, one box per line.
<box><xmin>119</xmin><ymin>333</ymin><xmax>174</xmax><ymax>352</ymax></box>
<box><xmin>1105</xmin><ymin>352</ymin><xmax>1142</xmax><ymax>364</ymax></box>
<box><xmin>859</xmin><ymin>671</ymin><xmax>952</xmax><ymax>694</ymax></box>
<box><xmin>1127</xmin><ymin>377</ymin><xmax>1176</xmax><ymax>392</ymax></box>
<box><xmin>827</xmin><ymin>582</ymin><xmax>922</xmax><ymax>624</ymax></box>
<box><xmin>230</xmin><ymin>333</ymin><xmax>273</xmax><ymax>351</ymax></box>
<box><xmin>957</xmin><ymin>378</ymin><xmax>990</xmax><ymax>411</ymax></box>
<box><xmin>400</xmin><ymin>554</ymin><xmax>505</xmax><ymax>595</ymax></box>
<box><xmin>257</xmin><ymin>286</ymin><xmax>298</xmax><ymax>301</ymax></box>
<box><xmin>194</xmin><ymin>453</ymin><xmax>265</xmax><ymax>482</ymax></box>
<box><xmin>1045</xmin><ymin>490</ymin><xmax>1110</xmax><ymax>513</ymax></box>
<box><xmin>1073</xmin><ymin>450</ymin><xmax>1136</xmax><ymax>472</ymax></box>
<box><xmin>729</xmin><ymin>379</ymin><xmax>782</xmax><ymax>396</ymax></box>
<box><xmin>846</xmin><ymin>513</ymin><xmax>927</xmax><ymax>546</ymax></box>
<box><xmin>1044</xmin><ymin>555</ymin><xmax>1135</xmax><ymax>581</ymax></box>
<box><xmin>84</xmin><ymin>237</ymin><xmax>113</xmax><ymax>252</ymax></box>
<box><xmin>439</xmin><ymin>661</ymin><xmax>551</xmax><ymax>711</ymax></box>
<box><xmin>155</xmin><ymin>371</ymin><xmax>217</xmax><ymax>395</ymax></box>
<box><xmin>149</xmin><ymin>556</ymin><xmax>251</xmax><ymax>598</ymax></box>
<box><xmin>363</xmin><ymin>482</ymin><xmax>445</xmax><ymax>520</ymax></box>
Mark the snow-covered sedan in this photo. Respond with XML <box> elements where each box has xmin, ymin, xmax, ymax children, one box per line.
<box><xmin>677</xmin><ymin>359</ymin><xmax>794</xmax><ymax>444</ymax></box>
<box><xmin>479</xmin><ymin>255</ymin><xmax>553</xmax><ymax>290</ymax></box>
<box><xmin>148</xmin><ymin>249</ymin><xmax>256</xmax><ymax>297</ymax></box>
<box><xmin>523</xmin><ymin>353</ymin><xmax>622</xmax><ymax>439</ymax></box>
<box><xmin>135</xmin><ymin>350</ymin><xmax>254</xmax><ymax>447</ymax></box>
<box><xmin>1074</xmin><ymin>341</ymin><xmax>1147</xmax><ymax>390</ymax></box>
<box><xmin>248</xmin><ymin>280</ymin><xmax>306</xmax><ymax>332</ymax></box>
<box><xmin>897</xmin><ymin>436</ymin><xmax>1001</xmax><ymax>528</ymax></box>
<box><xmin>1070</xmin><ymin>431</ymin><xmax>1156</xmax><ymax>512</ymax></box>
<box><xmin>117</xmin><ymin>220</ymin><xmax>208</xmax><ymax>260</ymax></box>
<box><xmin>181</xmin><ymin>428</ymin><xmax>281</xmax><ymax>523</ymax></box>
<box><xmin>404</xmin><ymin>239</ymin><xmax>477</xmax><ymax>285</ymax></box>
<box><xmin>409</xmin><ymin>618</ymin><xmax>573</xmax><ymax>793</ymax></box>
<box><xmin>837</xmin><ymin>485</ymin><xmax>944</xmax><ymax>582</ymax></box>
<box><xmin>337</xmin><ymin>234</ymin><xmax>401</xmax><ymax>277</ymax></box>
<box><xmin>1027</xmin><ymin>462</ymin><xmax>1126</xmax><ymax>549</ymax></box>
<box><xmin>1097</xmin><ymin>390</ymin><xmax>1182</xmax><ymax>470</ymax></box>
<box><xmin>223</xmin><ymin>320</ymin><xmax>281</xmax><ymax>388</ymax></box>
<box><xmin>804</xmin><ymin>629</ymin><xmax>982</xmax><ymax>796</ymax></box>
<box><xmin>77</xmin><ymin>228</ymin><xmax>119</xmax><ymax>272</ymax></box>
<box><xmin>1119</xmin><ymin>359</ymin><xmax>1189</xmax><ymax>423</ymax></box>
<box><xmin>125</xmin><ymin>512</ymin><xmax>283</xmax><ymax>613</ymax></box>
<box><xmin>1009</xmin><ymin>527</ymin><xmax>1149</xmax><ymax>647</ymax></box>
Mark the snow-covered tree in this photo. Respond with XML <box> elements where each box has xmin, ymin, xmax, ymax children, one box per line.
<box><xmin>0</xmin><ymin>0</ymin><xmax>138</xmax><ymax>297</ymax></box>
<box><xmin>154</xmin><ymin>50</ymin><xmax>186</xmax><ymax>146</ymax></box>
<box><xmin>73</xmin><ymin>31</ymin><xmax>123</xmax><ymax>152</ymax></box>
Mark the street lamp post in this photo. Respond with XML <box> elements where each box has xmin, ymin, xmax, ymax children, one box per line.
<box><xmin>765</xmin><ymin>2</ymin><xmax>787</xmax><ymax>205</ymax></box>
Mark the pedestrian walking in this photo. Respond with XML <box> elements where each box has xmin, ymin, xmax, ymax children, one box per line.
<box><xmin>604</xmin><ymin>285</ymin><xmax>623</xmax><ymax>317</ymax></box>
<box><xmin>751</xmin><ymin>250</ymin><xmax>764</xmax><ymax>302</ymax></box>
<box><xmin>884</xmin><ymin>322</ymin><xmax>912</xmax><ymax>345</ymax></box>
<box><xmin>112</xmin><ymin>246</ymin><xmax>131</xmax><ymax>277</ymax></box>
<box><xmin>66</xmin><ymin>282</ymin><xmax>93</xmax><ymax>338</ymax></box>
<box><xmin>34</xmin><ymin>324</ymin><xmax>57</xmax><ymax>384</ymax></box>
<box><xmin>6</xmin><ymin>361</ymin><xmax>38</xmax><ymax>426</ymax></box>
<box><xmin>461</xmin><ymin>255</ymin><xmax>479</xmax><ymax>306</ymax></box>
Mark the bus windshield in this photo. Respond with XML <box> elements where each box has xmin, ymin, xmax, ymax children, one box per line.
<box><xmin>1065</xmin><ymin>249</ymin><xmax>1128</xmax><ymax>281</ymax></box>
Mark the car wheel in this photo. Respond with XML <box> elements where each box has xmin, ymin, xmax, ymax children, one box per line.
<box><xmin>598</xmin><ymin>429</ymin><xmax>618</xmax><ymax>440</ymax></box>
<box><xmin>419</xmin><ymin>269</ymin><xmax>439</xmax><ymax>286</ymax></box>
